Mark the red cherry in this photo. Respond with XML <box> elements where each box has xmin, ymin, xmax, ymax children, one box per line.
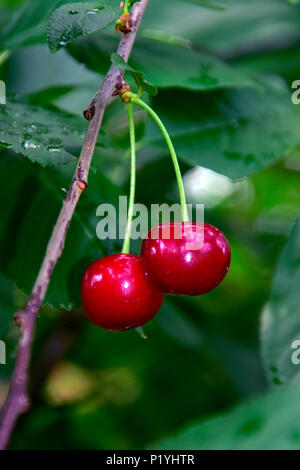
<box><xmin>81</xmin><ymin>254</ymin><xmax>164</xmax><ymax>331</ymax></box>
<box><xmin>141</xmin><ymin>222</ymin><xmax>231</xmax><ymax>295</ymax></box>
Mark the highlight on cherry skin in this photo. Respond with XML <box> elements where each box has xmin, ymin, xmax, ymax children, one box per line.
<box><xmin>141</xmin><ymin>222</ymin><xmax>231</xmax><ymax>296</ymax></box>
<box><xmin>81</xmin><ymin>253</ymin><xmax>164</xmax><ymax>331</ymax></box>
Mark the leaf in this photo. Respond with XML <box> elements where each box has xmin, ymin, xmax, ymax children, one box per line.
<box><xmin>47</xmin><ymin>2</ymin><xmax>121</xmax><ymax>52</ymax></box>
<box><xmin>142</xmin><ymin>0</ymin><xmax>300</xmax><ymax>58</ymax></box>
<box><xmin>0</xmin><ymin>0</ymin><xmax>64</xmax><ymax>49</ymax></box>
<box><xmin>67</xmin><ymin>35</ymin><xmax>258</xmax><ymax>91</ymax></box>
<box><xmin>130</xmin><ymin>38</ymin><xmax>257</xmax><ymax>91</ymax></box>
<box><xmin>0</xmin><ymin>152</ymin><xmax>121</xmax><ymax>310</ymax></box>
<box><xmin>183</xmin><ymin>0</ymin><xmax>226</xmax><ymax>10</ymax></box>
<box><xmin>156</xmin><ymin>297</ymin><xmax>265</xmax><ymax>397</ymax></box>
<box><xmin>156</xmin><ymin>380</ymin><xmax>300</xmax><ymax>449</ymax></box>
<box><xmin>111</xmin><ymin>53</ymin><xmax>157</xmax><ymax>96</ymax></box>
<box><xmin>261</xmin><ymin>218</ymin><xmax>300</xmax><ymax>386</ymax></box>
<box><xmin>234</xmin><ymin>44</ymin><xmax>300</xmax><ymax>85</ymax></box>
<box><xmin>0</xmin><ymin>96</ymin><xmax>88</xmax><ymax>166</ymax></box>
<box><xmin>144</xmin><ymin>80</ymin><xmax>300</xmax><ymax>178</ymax></box>
<box><xmin>28</xmin><ymin>85</ymin><xmax>75</xmax><ymax>105</ymax></box>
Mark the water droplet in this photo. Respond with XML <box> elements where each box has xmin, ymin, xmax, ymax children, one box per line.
<box><xmin>26</xmin><ymin>123</ymin><xmax>49</xmax><ymax>135</ymax></box>
<box><xmin>23</xmin><ymin>140</ymin><xmax>39</xmax><ymax>150</ymax></box>
<box><xmin>47</xmin><ymin>146</ymin><xmax>62</xmax><ymax>153</ymax></box>
<box><xmin>85</xmin><ymin>7</ymin><xmax>103</xmax><ymax>14</ymax></box>
<box><xmin>59</xmin><ymin>40</ymin><xmax>67</xmax><ymax>46</ymax></box>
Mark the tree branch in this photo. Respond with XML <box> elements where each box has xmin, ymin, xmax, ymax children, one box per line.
<box><xmin>0</xmin><ymin>0</ymin><xmax>149</xmax><ymax>450</ymax></box>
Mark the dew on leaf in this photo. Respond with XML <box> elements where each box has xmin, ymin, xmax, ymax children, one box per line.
<box><xmin>85</xmin><ymin>8</ymin><xmax>104</xmax><ymax>14</ymax></box>
<box><xmin>26</xmin><ymin>123</ymin><xmax>49</xmax><ymax>135</ymax></box>
<box><xmin>22</xmin><ymin>140</ymin><xmax>40</xmax><ymax>150</ymax></box>
<box><xmin>47</xmin><ymin>146</ymin><xmax>62</xmax><ymax>153</ymax></box>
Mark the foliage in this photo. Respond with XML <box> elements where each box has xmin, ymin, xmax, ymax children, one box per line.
<box><xmin>261</xmin><ymin>218</ymin><xmax>300</xmax><ymax>386</ymax></box>
<box><xmin>110</xmin><ymin>53</ymin><xmax>157</xmax><ymax>96</ymax></box>
<box><xmin>157</xmin><ymin>379</ymin><xmax>300</xmax><ymax>450</ymax></box>
<box><xmin>47</xmin><ymin>2</ymin><xmax>121</xmax><ymax>52</ymax></box>
<box><xmin>0</xmin><ymin>96</ymin><xmax>88</xmax><ymax>165</ymax></box>
<box><xmin>1</xmin><ymin>0</ymin><xmax>300</xmax><ymax>450</ymax></box>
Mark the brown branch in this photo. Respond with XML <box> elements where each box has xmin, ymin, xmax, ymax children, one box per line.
<box><xmin>0</xmin><ymin>0</ymin><xmax>149</xmax><ymax>450</ymax></box>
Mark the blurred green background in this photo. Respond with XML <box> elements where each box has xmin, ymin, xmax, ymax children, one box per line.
<box><xmin>1</xmin><ymin>0</ymin><xmax>300</xmax><ymax>450</ymax></box>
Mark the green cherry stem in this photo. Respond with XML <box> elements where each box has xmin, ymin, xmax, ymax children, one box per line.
<box><xmin>131</xmin><ymin>96</ymin><xmax>189</xmax><ymax>222</ymax></box>
<box><xmin>122</xmin><ymin>101</ymin><xmax>136</xmax><ymax>254</ymax></box>
<box><xmin>123</xmin><ymin>0</ymin><xmax>131</xmax><ymax>15</ymax></box>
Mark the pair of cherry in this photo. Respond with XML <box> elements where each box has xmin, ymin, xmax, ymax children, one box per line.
<box><xmin>81</xmin><ymin>221</ymin><xmax>231</xmax><ymax>331</ymax></box>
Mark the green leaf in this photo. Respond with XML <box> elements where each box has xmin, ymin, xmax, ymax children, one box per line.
<box><xmin>0</xmin><ymin>0</ymin><xmax>64</xmax><ymax>49</ymax></box>
<box><xmin>142</xmin><ymin>0</ymin><xmax>300</xmax><ymax>58</ymax></box>
<box><xmin>0</xmin><ymin>152</ymin><xmax>120</xmax><ymax>310</ymax></box>
<box><xmin>47</xmin><ymin>2</ymin><xmax>121</xmax><ymax>52</ymax></box>
<box><xmin>144</xmin><ymin>80</ymin><xmax>300</xmax><ymax>178</ymax></box>
<box><xmin>0</xmin><ymin>96</ymin><xmax>88</xmax><ymax>166</ymax></box>
<box><xmin>156</xmin><ymin>380</ymin><xmax>300</xmax><ymax>449</ymax></box>
<box><xmin>111</xmin><ymin>53</ymin><xmax>157</xmax><ymax>96</ymax></box>
<box><xmin>28</xmin><ymin>85</ymin><xmax>75</xmax><ymax>105</ymax></box>
<box><xmin>234</xmin><ymin>44</ymin><xmax>300</xmax><ymax>86</ymax></box>
<box><xmin>157</xmin><ymin>381</ymin><xmax>300</xmax><ymax>450</ymax></box>
<box><xmin>261</xmin><ymin>218</ymin><xmax>300</xmax><ymax>386</ymax></box>
<box><xmin>67</xmin><ymin>35</ymin><xmax>258</xmax><ymax>91</ymax></box>
<box><xmin>130</xmin><ymin>38</ymin><xmax>257</xmax><ymax>91</ymax></box>
<box><xmin>183</xmin><ymin>0</ymin><xmax>226</xmax><ymax>11</ymax></box>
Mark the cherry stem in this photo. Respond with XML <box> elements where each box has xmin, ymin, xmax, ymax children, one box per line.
<box><xmin>136</xmin><ymin>327</ymin><xmax>148</xmax><ymax>339</ymax></box>
<box><xmin>131</xmin><ymin>97</ymin><xmax>189</xmax><ymax>222</ymax></box>
<box><xmin>123</xmin><ymin>0</ymin><xmax>131</xmax><ymax>14</ymax></box>
<box><xmin>122</xmin><ymin>101</ymin><xmax>136</xmax><ymax>254</ymax></box>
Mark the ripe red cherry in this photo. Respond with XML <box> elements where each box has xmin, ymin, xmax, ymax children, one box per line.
<box><xmin>81</xmin><ymin>254</ymin><xmax>164</xmax><ymax>331</ymax></box>
<box><xmin>141</xmin><ymin>222</ymin><xmax>231</xmax><ymax>296</ymax></box>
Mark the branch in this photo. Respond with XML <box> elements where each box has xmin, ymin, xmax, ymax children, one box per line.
<box><xmin>0</xmin><ymin>0</ymin><xmax>149</xmax><ymax>450</ymax></box>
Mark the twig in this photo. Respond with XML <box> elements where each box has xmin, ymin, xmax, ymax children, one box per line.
<box><xmin>0</xmin><ymin>0</ymin><xmax>149</xmax><ymax>450</ymax></box>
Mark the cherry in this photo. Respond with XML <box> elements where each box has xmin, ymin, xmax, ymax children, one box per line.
<box><xmin>141</xmin><ymin>222</ymin><xmax>231</xmax><ymax>296</ymax></box>
<box><xmin>81</xmin><ymin>253</ymin><xmax>164</xmax><ymax>331</ymax></box>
